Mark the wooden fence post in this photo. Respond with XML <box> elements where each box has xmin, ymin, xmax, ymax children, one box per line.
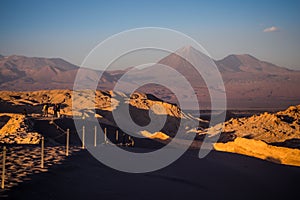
<box><xmin>66</xmin><ymin>129</ymin><xmax>69</xmax><ymax>156</ymax></box>
<box><xmin>1</xmin><ymin>146</ymin><xmax>6</xmax><ymax>189</ymax></box>
<box><xmin>82</xmin><ymin>125</ymin><xmax>85</xmax><ymax>149</ymax></box>
<box><xmin>104</xmin><ymin>127</ymin><xmax>107</xmax><ymax>144</ymax></box>
<box><xmin>94</xmin><ymin>126</ymin><xmax>97</xmax><ymax>147</ymax></box>
<box><xmin>41</xmin><ymin>137</ymin><xmax>44</xmax><ymax>168</ymax></box>
<box><xmin>116</xmin><ymin>130</ymin><xmax>118</xmax><ymax>143</ymax></box>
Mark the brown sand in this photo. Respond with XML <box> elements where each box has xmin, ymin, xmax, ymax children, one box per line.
<box><xmin>0</xmin><ymin>89</ymin><xmax>300</xmax><ymax>199</ymax></box>
<box><xmin>214</xmin><ymin>137</ymin><xmax>300</xmax><ymax>166</ymax></box>
<box><xmin>0</xmin><ymin>145</ymin><xmax>81</xmax><ymax>190</ymax></box>
<box><xmin>1</xmin><ymin>148</ymin><xmax>300</xmax><ymax>200</ymax></box>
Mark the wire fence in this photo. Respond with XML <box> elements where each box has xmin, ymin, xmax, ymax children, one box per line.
<box><xmin>0</xmin><ymin>119</ymin><xmax>75</xmax><ymax>190</ymax></box>
<box><xmin>0</xmin><ymin>121</ymin><xmax>134</xmax><ymax>190</ymax></box>
<box><xmin>0</xmin><ymin>143</ymin><xmax>81</xmax><ymax>191</ymax></box>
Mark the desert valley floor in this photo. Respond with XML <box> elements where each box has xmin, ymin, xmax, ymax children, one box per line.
<box><xmin>1</xmin><ymin>146</ymin><xmax>300</xmax><ymax>200</ymax></box>
<box><xmin>0</xmin><ymin>90</ymin><xmax>300</xmax><ymax>199</ymax></box>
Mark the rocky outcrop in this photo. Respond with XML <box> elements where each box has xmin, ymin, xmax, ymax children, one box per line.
<box><xmin>128</xmin><ymin>92</ymin><xmax>182</xmax><ymax>118</ymax></box>
<box><xmin>0</xmin><ymin>90</ymin><xmax>183</xmax><ymax>118</ymax></box>
<box><xmin>139</xmin><ymin>130</ymin><xmax>170</xmax><ymax>140</ymax></box>
<box><xmin>0</xmin><ymin>114</ymin><xmax>41</xmax><ymax>144</ymax></box>
<box><xmin>0</xmin><ymin>90</ymin><xmax>199</xmax><ymax>143</ymax></box>
<box><xmin>221</xmin><ymin>105</ymin><xmax>300</xmax><ymax>144</ymax></box>
<box><xmin>211</xmin><ymin>105</ymin><xmax>300</xmax><ymax>166</ymax></box>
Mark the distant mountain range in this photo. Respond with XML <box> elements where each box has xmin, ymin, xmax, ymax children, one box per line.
<box><xmin>1</xmin><ymin>46</ymin><xmax>299</xmax><ymax>110</ymax></box>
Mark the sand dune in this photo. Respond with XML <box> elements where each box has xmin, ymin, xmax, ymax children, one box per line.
<box><xmin>214</xmin><ymin>137</ymin><xmax>300</xmax><ymax>166</ymax></box>
<box><xmin>2</xmin><ymin>148</ymin><xmax>300</xmax><ymax>200</ymax></box>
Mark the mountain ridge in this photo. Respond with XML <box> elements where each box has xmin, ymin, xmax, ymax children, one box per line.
<box><xmin>0</xmin><ymin>50</ymin><xmax>299</xmax><ymax>109</ymax></box>
<box><xmin>216</xmin><ymin>53</ymin><xmax>293</xmax><ymax>73</ymax></box>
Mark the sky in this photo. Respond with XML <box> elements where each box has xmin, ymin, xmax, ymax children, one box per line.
<box><xmin>0</xmin><ymin>0</ymin><xmax>300</xmax><ymax>70</ymax></box>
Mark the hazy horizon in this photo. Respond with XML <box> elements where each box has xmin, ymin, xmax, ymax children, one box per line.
<box><xmin>4</xmin><ymin>46</ymin><xmax>296</xmax><ymax>71</ymax></box>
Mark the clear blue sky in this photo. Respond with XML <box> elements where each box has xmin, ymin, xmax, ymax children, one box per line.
<box><xmin>0</xmin><ymin>0</ymin><xmax>300</xmax><ymax>69</ymax></box>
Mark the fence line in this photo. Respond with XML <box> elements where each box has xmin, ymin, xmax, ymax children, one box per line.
<box><xmin>0</xmin><ymin>125</ymin><xmax>134</xmax><ymax>189</ymax></box>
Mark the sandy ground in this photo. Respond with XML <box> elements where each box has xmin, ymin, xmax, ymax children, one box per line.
<box><xmin>214</xmin><ymin>137</ymin><xmax>300</xmax><ymax>166</ymax></box>
<box><xmin>0</xmin><ymin>145</ymin><xmax>81</xmax><ymax>191</ymax></box>
<box><xmin>1</xmin><ymin>147</ymin><xmax>300</xmax><ymax>200</ymax></box>
<box><xmin>1</xmin><ymin>90</ymin><xmax>300</xmax><ymax>199</ymax></box>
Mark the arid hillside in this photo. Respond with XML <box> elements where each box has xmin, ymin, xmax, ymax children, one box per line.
<box><xmin>211</xmin><ymin>105</ymin><xmax>300</xmax><ymax>166</ymax></box>
<box><xmin>1</xmin><ymin>48</ymin><xmax>300</xmax><ymax>109</ymax></box>
<box><xmin>1</xmin><ymin>89</ymin><xmax>300</xmax><ymax>166</ymax></box>
<box><xmin>0</xmin><ymin>89</ymin><xmax>203</xmax><ymax>144</ymax></box>
<box><xmin>221</xmin><ymin>105</ymin><xmax>300</xmax><ymax>146</ymax></box>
